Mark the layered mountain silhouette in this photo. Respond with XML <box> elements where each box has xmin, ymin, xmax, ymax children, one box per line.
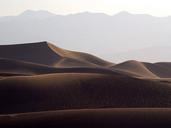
<box><xmin>0</xmin><ymin>42</ymin><xmax>171</xmax><ymax>115</ymax></box>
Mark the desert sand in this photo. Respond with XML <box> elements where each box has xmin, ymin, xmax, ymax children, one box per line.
<box><xmin>1</xmin><ymin>108</ymin><xmax>171</xmax><ymax>127</ymax></box>
<box><xmin>0</xmin><ymin>41</ymin><xmax>171</xmax><ymax>127</ymax></box>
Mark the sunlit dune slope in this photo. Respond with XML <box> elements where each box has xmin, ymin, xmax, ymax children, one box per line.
<box><xmin>111</xmin><ymin>60</ymin><xmax>157</xmax><ymax>78</ymax></box>
<box><xmin>111</xmin><ymin>60</ymin><xmax>171</xmax><ymax>78</ymax></box>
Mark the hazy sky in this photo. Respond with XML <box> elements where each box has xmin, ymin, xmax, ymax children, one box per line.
<box><xmin>1</xmin><ymin>0</ymin><xmax>171</xmax><ymax>16</ymax></box>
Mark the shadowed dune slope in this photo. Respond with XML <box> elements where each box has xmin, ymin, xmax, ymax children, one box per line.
<box><xmin>148</xmin><ymin>62</ymin><xmax>171</xmax><ymax>78</ymax></box>
<box><xmin>0</xmin><ymin>73</ymin><xmax>171</xmax><ymax>114</ymax></box>
<box><xmin>0</xmin><ymin>58</ymin><xmax>56</xmax><ymax>75</ymax></box>
<box><xmin>111</xmin><ymin>60</ymin><xmax>157</xmax><ymax>78</ymax></box>
<box><xmin>155</xmin><ymin>62</ymin><xmax>171</xmax><ymax>68</ymax></box>
<box><xmin>0</xmin><ymin>58</ymin><xmax>119</xmax><ymax>77</ymax></box>
<box><xmin>0</xmin><ymin>42</ymin><xmax>61</xmax><ymax>66</ymax></box>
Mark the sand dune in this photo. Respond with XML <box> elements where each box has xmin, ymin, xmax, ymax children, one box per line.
<box><xmin>149</xmin><ymin>62</ymin><xmax>171</xmax><ymax>78</ymax></box>
<box><xmin>0</xmin><ymin>41</ymin><xmax>114</xmax><ymax>67</ymax></box>
<box><xmin>0</xmin><ymin>58</ymin><xmax>55</xmax><ymax>76</ymax></box>
<box><xmin>0</xmin><ymin>73</ymin><xmax>171</xmax><ymax>114</ymax></box>
<box><xmin>0</xmin><ymin>108</ymin><xmax>171</xmax><ymax>128</ymax></box>
<box><xmin>111</xmin><ymin>60</ymin><xmax>158</xmax><ymax>78</ymax></box>
<box><xmin>155</xmin><ymin>62</ymin><xmax>171</xmax><ymax>68</ymax></box>
<box><xmin>0</xmin><ymin>42</ymin><xmax>171</xmax><ymax>127</ymax></box>
<box><xmin>111</xmin><ymin>60</ymin><xmax>171</xmax><ymax>78</ymax></box>
<box><xmin>0</xmin><ymin>42</ymin><xmax>60</xmax><ymax>66</ymax></box>
<box><xmin>0</xmin><ymin>57</ymin><xmax>120</xmax><ymax>77</ymax></box>
<box><xmin>48</xmin><ymin>43</ymin><xmax>114</xmax><ymax>67</ymax></box>
<box><xmin>0</xmin><ymin>41</ymin><xmax>116</xmax><ymax>76</ymax></box>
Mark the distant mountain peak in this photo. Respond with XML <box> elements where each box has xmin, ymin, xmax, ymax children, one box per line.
<box><xmin>20</xmin><ymin>10</ymin><xmax>36</xmax><ymax>15</ymax></box>
<box><xmin>68</xmin><ymin>11</ymin><xmax>108</xmax><ymax>17</ymax></box>
<box><xmin>114</xmin><ymin>11</ymin><xmax>133</xmax><ymax>16</ymax></box>
<box><xmin>19</xmin><ymin>10</ymin><xmax>56</xmax><ymax>17</ymax></box>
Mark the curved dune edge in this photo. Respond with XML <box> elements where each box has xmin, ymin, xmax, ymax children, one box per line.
<box><xmin>47</xmin><ymin>42</ymin><xmax>114</xmax><ymax>67</ymax></box>
<box><xmin>0</xmin><ymin>108</ymin><xmax>171</xmax><ymax>127</ymax></box>
<box><xmin>111</xmin><ymin>60</ymin><xmax>158</xmax><ymax>78</ymax></box>
<box><xmin>0</xmin><ymin>57</ymin><xmax>119</xmax><ymax>77</ymax></box>
<box><xmin>111</xmin><ymin>60</ymin><xmax>171</xmax><ymax>78</ymax></box>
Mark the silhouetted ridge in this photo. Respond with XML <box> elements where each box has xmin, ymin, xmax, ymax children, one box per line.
<box><xmin>0</xmin><ymin>41</ymin><xmax>61</xmax><ymax>65</ymax></box>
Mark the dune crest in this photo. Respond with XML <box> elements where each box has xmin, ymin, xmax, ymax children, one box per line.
<box><xmin>0</xmin><ymin>41</ymin><xmax>114</xmax><ymax>68</ymax></box>
<box><xmin>112</xmin><ymin>60</ymin><xmax>158</xmax><ymax>78</ymax></box>
<box><xmin>47</xmin><ymin>42</ymin><xmax>114</xmax><ymax>67</ymax></box>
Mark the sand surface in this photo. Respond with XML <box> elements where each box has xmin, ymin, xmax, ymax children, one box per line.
<box><xmin>0</xmin><ymin>42</ymin><xmax>171</xmax><ymax>127</ymax></box>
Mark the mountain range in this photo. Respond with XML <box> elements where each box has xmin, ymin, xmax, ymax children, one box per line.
<box><xmin>1</xmin><ymin>10</ymin><xmax>171</xmax><ymax>126</ymax></box>
<box><xmin>0</xmin><ymin>10</ymin><xmax>171</xmax><ymax>62</ymax></box>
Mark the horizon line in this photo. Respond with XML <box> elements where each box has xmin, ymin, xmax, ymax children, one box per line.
<box><xmin>1</xmin><ymin>9</ymin><xmax>171</xmax><ymax>18</ymax></box>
